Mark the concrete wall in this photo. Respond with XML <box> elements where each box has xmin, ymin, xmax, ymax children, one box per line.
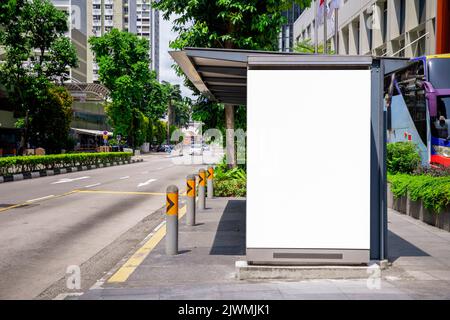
<box><xmin>294</xmin><ymin>0</ymin><xmax>438</xmax><ymax>57</ymax></box>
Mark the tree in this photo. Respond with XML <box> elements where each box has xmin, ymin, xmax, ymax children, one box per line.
<box><xmin>153</xmin><ymin>120</ymin><xmax>167</xmax><ymax>146</ymax></box>
<box><xmin>89</xmin><ymin>29</ymin><xmax>165</xmax><ymax>150</ymax></box>
<box><xmin>173</xmin><ymin>96</ymin><xmax>192</xmax><ymax>128</ymax></box>
<box><xmin>154</xmin><ymin>0</ymin><xmax>312</xmax><ymax>168</ymax></box>
<box><xmin>29</xmin><ymin>85</ymin><xmax>73</xmax><ymax>153</ymax></box>
<box><xmin>293</xmin><ymin>38</ymin><xmax>335</xmax><ymax>54</ymax></box>
<box><xmin>0</xmin><ymin>0</ymin><xmax>79</xmax><ymax>154</ymax></box>
<box><xmin>46</xmin><ymin>37</ymin><xmax>79</xmax><ymax>84</ymax></box>
<box><xmin>162</xmin><ymin>81</ymin><xmax>183</xmax><ymax>143</ymax></box>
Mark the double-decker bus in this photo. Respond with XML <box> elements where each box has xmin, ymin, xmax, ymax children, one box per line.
<box><xmin>385</xmin><ymin>54</ymin><xmax>450</xmax><ymax>167</ymax></box>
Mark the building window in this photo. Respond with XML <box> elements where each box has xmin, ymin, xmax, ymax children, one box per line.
<box><xmin>355</xmin><ymin>20</ymin><xmax>360</xmax><ymax>54</ymax></box>
<box><xmin>382</xmin><ymin>3</ymin><xmax>387</xmax><ymax>42</ymax></box>
<box><xmin>418</xmin><ymin>0</ymin><xmax>426</xmax><ymax>24</ymax></box>
<box><xmin>400</xmin><ymin>0</ymin><xmax>406</xmax><ymax>34</ymax></box>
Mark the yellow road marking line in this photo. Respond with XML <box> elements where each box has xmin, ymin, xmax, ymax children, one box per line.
<box><xmin>0</xmin><ymin>190</ymin><xmax>79</xmax><ymax>213</ymax></box>
<box><xmin>76</xmin><ymin>190</ymin><xmax>188</xmax><ymax>196</ymax></box>
<box><xmin>108</xmin><ymin>205</ymin><xmax>187</xmax><ymax>283</ymax></box>
<box><xmin>76</xmin><ymin>190</ymin><xmax>166</xmax><ymax>196</ymax></box>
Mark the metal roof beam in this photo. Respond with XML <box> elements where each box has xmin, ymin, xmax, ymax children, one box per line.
<box><xmin>203</xmin><ymin>77</ymin><xmax>247</xmax><ymax>84</ymax></box>
<box><xmin>196</xmin><ymin>66</ymin><xmax>246</xmax><ymax>77</ymax></box>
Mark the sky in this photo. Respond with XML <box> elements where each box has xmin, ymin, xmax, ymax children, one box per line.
<box><xmin>158</xmin><ymin>13</ymin><xmax>194</xmax><ymax>99</ymax></box>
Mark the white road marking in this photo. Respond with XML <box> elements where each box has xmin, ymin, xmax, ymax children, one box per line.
<box><xmin>137</xmin><ymin>178</ymin><xmax>157</xmax><ymax>188</ymax></box>
<box><xmin>51</xmin><ymin>176</ymin><xmax>90</xmax><ymax>184</ymax></box>
<box><xmin>84</xmin><ymin>183</ymin><xmax>101</xmax><ymax>188</ymax></box>
<box><xmin>26</xmin><ymin>195</ymin><xmax>55</xmax><ymax>202</ymax></box>
<box><xmin>119</xmin><ymin>176</ymin><xmax>130</xmax><ymax>180</ymax></box>
<box><xmin>156</xmin><ymin>167</ymin><xmax>163</xmax><ymax>170</ymax></box>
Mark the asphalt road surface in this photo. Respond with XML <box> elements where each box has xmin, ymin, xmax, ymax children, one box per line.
<box><xmin>0</xmin><ymin>153</ymin><xmax>205</xmax><ymax>299</ymax></box>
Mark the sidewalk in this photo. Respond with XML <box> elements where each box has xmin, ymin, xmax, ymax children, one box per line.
<box><xmin>79</xmin><ymin>198</ymin><xmax>450</xmax><ymax>300</ymax></box>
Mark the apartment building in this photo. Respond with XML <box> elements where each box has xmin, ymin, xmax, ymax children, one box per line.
<box><xmin>294</xmin><ymin>0</ymin><xmax>449</xmax><ymax>57</ymax></box>
<box><xmin>52</xmin><ymin>0</ymin><xmax>88</xmax><ymax>82</ymax></box>
<box><xmin>52</xmin><ymin>0</ymin><xmax>159</xmax><ymax>83</ymax></box>
<box><xmin>123</xmin><ymin>0</ymin><xmax>160</xmax><ymax>80</ymax></box>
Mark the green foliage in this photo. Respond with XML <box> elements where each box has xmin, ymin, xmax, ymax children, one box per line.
<box><xmin>191</xmin><ymin>96</ymin><xmax>247</xmax><ymax>133</ymax></box>
<box><xmin>387</xmin><ymin>142</ymin><xmax>421</xmax><ymax>174</ymax></box>
<box><xmin>0</xmin><ymin>152</ymin><xmax>132</xmax><ymax>176</ymax></box>
<box><xmin>0</xmin><ymin>0</ymin><xmax>79</xmax><ymax>152</ymax></box>
<box><xmin>29</xmin><ymin>85</ymin><xmax>73</xmax><ymax>153</ymax></box>
<box><xmin>89</xmin><ymin>29</ymin><xmax>166</xmax><ymax>148</ymax></box>
<box><xmin>388</xmin><ymin>173</ymin><xmax>450</xmax><ymax>213</ymax></box>
<box><xmin>46</xmin><ymin>36</ymin><xmax>79</xmax><ymax>84</ymax></box>
<box><xmin>214</xmin><ymin>179</ymin><xmax>246</xmax><ymax>197</ymax></box>
<box><xmin>212</xmin><ymin>156</ymin><xmax>246</xmax><ymax>197</ymax></box>
<box><xmin>153</xmin><ymin>120</ymin><xmax>167</xmax><ymax>145</ymax></box>
<box><xmin>293</xmin><ymin>38</ymin><xmax>335</xmax><ymax>54</ymax></box>
<box><xmin>154</xmin><ymin>1</ymin><xmax>309</xmax><ymax>165</ymax></box>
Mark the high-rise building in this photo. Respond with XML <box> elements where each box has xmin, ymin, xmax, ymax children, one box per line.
<box><xmin>123</xmin><ymin>0</ymin><xmax>160</xmax><ymax>80</ymax></box>
<box><xmin>52</xmin><ymin>0</ymin><xmax>160</xmax><ymax>83</ymax></box>
<box><xmin>52</xmin><ymin>0</ymin><xmax>89</xmax><ymax>82</ymax></box>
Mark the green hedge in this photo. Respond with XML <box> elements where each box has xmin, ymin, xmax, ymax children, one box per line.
<box><xmin>388</xmin><ymin>173</ymin><xmax>450</xmax><ymax>213</ymax></box>
<box><xmin>214</xmin><ymin>179</ymin><xmax>246</xmax><ymax>197</ymax></box>
<box><xmin>0</xmin><ymin>152</ymin><xmax>132</xmax><ymax>176</ymax></box>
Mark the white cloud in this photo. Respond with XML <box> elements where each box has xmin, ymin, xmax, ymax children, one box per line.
<box><xmin>158</xmin><ymin>13</ymin><xmax>194</xmax><ymax>99</ymax></box>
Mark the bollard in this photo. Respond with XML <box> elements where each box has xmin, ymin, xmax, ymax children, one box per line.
<box><xmin>186</xmin><ymin>174</ymin><xmax>196</xmax><ymax>226</ymax></box>
<box><xmin>207</xmin><ymin>166</ymin><xmax>214</xmax><ymax>199</ymax></box>
<box><xmin>198</xmin><ymin>169</ymin><xmax>206</xmax><ymax>210</ymax></box>
<box><xmin>166</xmin><ymin>185</ymin><xmax>178</xmax><ymax>255</ymax></box>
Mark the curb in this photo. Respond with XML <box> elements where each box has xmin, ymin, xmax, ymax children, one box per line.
<box><xmin>235</xmin><ymin>260</ymin><xmax>388</xmax><ymax>280</ymax></box>
<box><xmin>0</xmin><ymin>158</ymin><xmax>144</xmax><ymax>184</ymax></box>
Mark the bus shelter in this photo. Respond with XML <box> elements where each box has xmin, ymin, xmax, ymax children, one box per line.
<box><xmin>171</xmin><ymin>48</ymin><xmax>408</xmax><ymax>265</ymax></box>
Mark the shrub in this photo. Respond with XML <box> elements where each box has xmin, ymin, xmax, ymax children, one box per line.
<box><xmin>214</xmin><ymin>179</ymin><xmax>246</xmax><ymax>197</ymax></box>
<box><xmin>387</xmin><ymin>142</ymin><xmax>421</xmax><ymax>174</ymax></box>
<box><xmin>211</xmin><ymin>156</ymin><xmax>246</xmax><ymax>197</ymax></box>
<box><xmin>0</xmin><ymin>152</ymin><xmax>132</xmax><ymax>176</ymax></box>
<box><xmin>413</xmin><ymin>164</ymin><xmax>450</xmax><ymax>177</ymax></box>
<box><xmin>388</xmin><ymin>173</ymin><xmax>450</xmax><ymax>213</ymax></box>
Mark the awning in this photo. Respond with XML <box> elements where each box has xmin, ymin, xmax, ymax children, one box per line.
<box><xmin>71</xmin><ymin>128</ymin><xmax>113</xmax><ymax>137</ymax></box>
<box><xmin>169</xmin><ymin>47</ymin><xmax>409</xmax><ymax>106</ymax></box>
<box><xmin>169</xmin><ymin>48</ymin><xmax>289</xmax><ymax>105</ymax></box>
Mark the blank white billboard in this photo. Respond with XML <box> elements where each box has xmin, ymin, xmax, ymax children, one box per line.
<box><xmin>247</xmin><ymin>69</ymin><xmax>371</xmax><ymax>250</ymax></box>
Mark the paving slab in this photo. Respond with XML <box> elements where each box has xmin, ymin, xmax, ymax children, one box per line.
<box><xmin>78</xmin><ymin>201</ymin><xmax>450</xmax><ymax>300</ymax></box>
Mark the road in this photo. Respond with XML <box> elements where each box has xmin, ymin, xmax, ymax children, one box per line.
<box><xmin>0</xmin><ymin>153</ymin><xmax>205</xmax><ymax>299</ymax></box>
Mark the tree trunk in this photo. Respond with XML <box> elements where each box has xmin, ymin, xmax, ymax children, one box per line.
<box><xmin>224</xmin><ymin>23</ymin><xmax>237</xmax><ymax>168</ymax></box>
<box><xmin>18</xmin><ymin>109</ymin><xmax>30</xmax><ymax>155</ymax></box>
<box><xmin>225</xmin><ymin>104</ymin><xmax>236</xmax><ymax>169</ymax></box>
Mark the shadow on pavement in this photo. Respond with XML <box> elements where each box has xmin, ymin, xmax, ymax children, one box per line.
<box><xmin>388</xmin><ymin>230</ymin><xmax>429</xmax><ymax>262</ymax></box>
<box><xmin>209</xmin><ymin>199</ymin><xmax>246</xmax><ymax>256</ymax></box>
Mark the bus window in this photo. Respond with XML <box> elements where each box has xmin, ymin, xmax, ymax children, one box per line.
<box><xmin>396</xmin><ymin>61</ymin><xmax>427</xmax><ymax>145</ymax></box>
<box><xmin>432</xmin><ymin>96</ymin><xmax>450</xmax><ymax>139</ymax></box>
<box><xmin>428</xmin><ymin>59</ymin><xmax>450</xmax><ymax>89</ymax></box>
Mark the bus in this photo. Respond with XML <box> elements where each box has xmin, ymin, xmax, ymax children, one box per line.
<box><xmin>385</xmin><ymin>54</ymin><xmax>450</xmax><ymax>167</ymax></box>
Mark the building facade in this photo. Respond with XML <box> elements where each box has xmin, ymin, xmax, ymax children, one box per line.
<box><xmin>123</xmin><ymin>0</ymin><xmax>160</xmax><ymax>80</ymax></box>
<box><xmin>279</xmin><ymin>2</ymin><xmax>303</xmax><ymax>52</ymax></box>
<box><xmin>294</xmin><ymin>0</ymin><xmax>449</xmax><ymax>57</ymax></box>
<box><xmin>52</xmin><ymin>0</ymin><xmax>160</xmax><ymax>83</ymax></box>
